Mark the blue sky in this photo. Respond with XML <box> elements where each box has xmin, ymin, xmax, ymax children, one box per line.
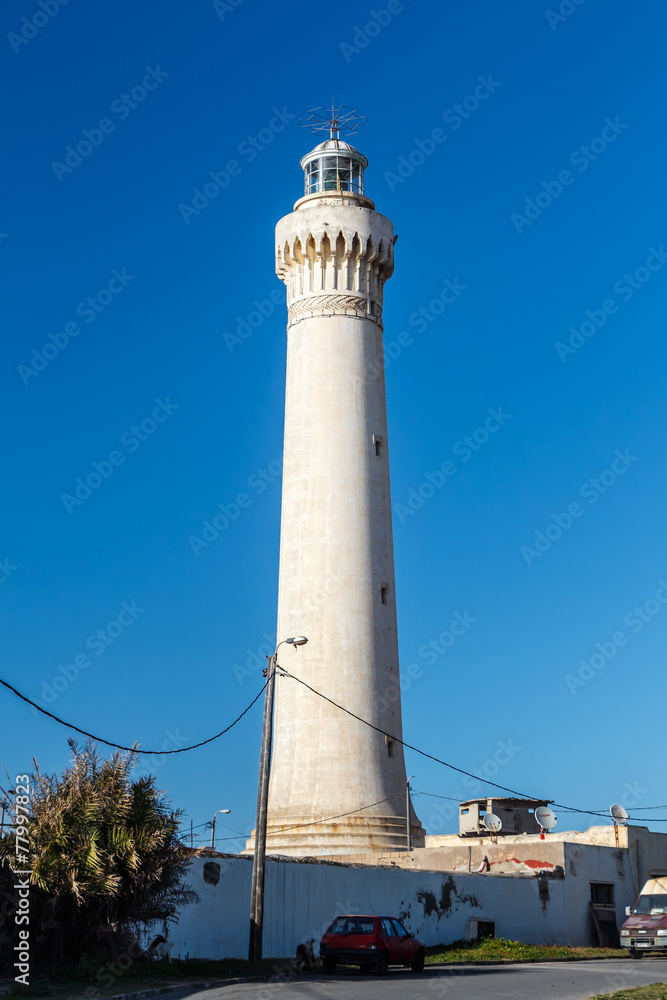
<box><xmin>2</xmin><ymin>0</ymin><xmax>667</xmax><ymax>849</ymax></box>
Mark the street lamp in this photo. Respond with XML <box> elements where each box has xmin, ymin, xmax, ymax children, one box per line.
<box><xmin>406</xmin><ymin>776</ymin><xmax>415</xmax><ymax>852</ymax></box>
<box><xmin>211</xmin><ymin>808</ymin><xmax>231</xmax><ymax>849</ymax></box>
<box><xmin>248</xmin><ymin>635</ymin><xmax>308</xmax><ymax>963</ymax></box>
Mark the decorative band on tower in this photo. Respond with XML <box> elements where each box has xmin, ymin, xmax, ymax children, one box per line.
<box><xmin>276</xmin><ymin>210</ymin><xmax>395</xmax><ymax>329</ymax></box>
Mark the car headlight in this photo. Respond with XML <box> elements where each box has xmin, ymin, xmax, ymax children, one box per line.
<box><xmin>369</xmin><ymin>945</ymin><xmax>377</xmax><ymax>950</ymax></box>
<box><xmin>656</xmin><ymin>929</ymin><xmax>667</xmax><ymax>936</ymax></box>
<box><xmin>621</xmin><ymin>930</ymin><xmax>630</xmax><ymax>936</ymax></box>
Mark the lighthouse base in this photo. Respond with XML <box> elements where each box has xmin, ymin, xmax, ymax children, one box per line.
<box><xmin>243</xmin><ymin>815</ymin><xmax>426</xmax><ymax>859</ymax></box>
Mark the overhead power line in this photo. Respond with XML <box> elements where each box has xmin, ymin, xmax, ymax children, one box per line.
<box><xmin>5</xmin><ymin>669</ymin><xmax>667</xmax><ymax>823</ymax></box>
<box><xmin>0</xmin><ymin>675</ymin><xmax>267</xmax><ymax>754</ymax></box>
<box><xmin>278</xmin><ymin>668</ymin><xmax>625</xmax><ymax>821</ymax></box>
<box><xmin>413</xmin><ymin>790</ymin><xmax>466</xmax><ymax>803</ymax></box>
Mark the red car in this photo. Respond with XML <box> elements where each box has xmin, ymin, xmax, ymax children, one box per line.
<box><xmin>320</xmin><ymin>914</ymin><xmax>426</xmax><ymax>974</ymax></box>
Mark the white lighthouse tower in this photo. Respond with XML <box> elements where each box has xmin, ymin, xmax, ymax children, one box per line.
<box><xmin>249</xmin><ymin>107</ymin><xmax>424</xmax><ymax>857</ymax></box>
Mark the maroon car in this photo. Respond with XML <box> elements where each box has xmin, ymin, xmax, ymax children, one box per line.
<box><xmin>320</xmin><ymin>914</ymin><xmax>426</xmax><ymax>974</ymax></box>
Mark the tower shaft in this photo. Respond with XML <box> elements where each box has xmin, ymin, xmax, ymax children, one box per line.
<box><xmin>248</xmin><ymin>180</ymin><xmax>424</xmax><ymax>857</ymax></box>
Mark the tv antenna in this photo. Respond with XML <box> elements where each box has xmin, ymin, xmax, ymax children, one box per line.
<box><xmin>301</xmin><ymin>101</ymin><xmax>368</xmax><ymax>141</ymax></box>
<box><xmin>535</xmin><ymin>806</ymin><xmax>557</xmax><ymax>839</ymax></box>
<box><xmin>483</xmin><ymin>813</ymin><xmax>502</xmax><ymax>843</ymax></box>
<box><xmin>610</xmin><ymin>803</ymin><xmax>629</xmax><ymax>846</ymax></box>
<box><xmin>610</xmin><ymin>804</ymin><xmax>629</xmax><ymax>825</ymax></box>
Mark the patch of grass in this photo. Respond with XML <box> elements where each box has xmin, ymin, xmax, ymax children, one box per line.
<box><xmin>593</xmin><ymin>987</ymin><xmax>667</xmax><ymax>999</ymax></box>
<box><xmin>425</xmin><ymin>936</ymin><xmax>627</xmax><ymax>964</ymax></box>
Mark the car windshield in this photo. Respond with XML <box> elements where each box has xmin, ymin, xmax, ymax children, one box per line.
<box><xmin>327</xmin><ymin>917</ymin><xmax>375</xmax><ymax>935</ymax></box>
<box><xmin>633</xmin><ymin>894</ymin><xmax>667</xmax><ymax>914</ymax></box>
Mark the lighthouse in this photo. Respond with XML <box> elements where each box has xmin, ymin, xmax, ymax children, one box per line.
<box><xmin>248</xmin><ymin>107</ymin><xmax>424</xmax><ymax>857</ymax></box>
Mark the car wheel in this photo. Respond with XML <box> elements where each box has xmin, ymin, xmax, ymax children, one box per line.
<box><xmin>630</xmin><ymin>950</ymin><xmax>644</xmax><ymax>960</ymax></box>
<box><xmin>411</xmin><ymin>950</ymin><xmax>425</xmax><ymax>973</ymax></box>
<box><xmin>375</xmin><ymin>952</ymin><xmax>389</xmax><ymax>975</ymax></box>
<box><xmin>322</xmin><ymin>958</ymin><xmax>337</xmax><ymax>974</ymax></box>
<box><xmin>361</xmin><ymin>964</ymin><xmax>373</xmax><ymax>974</ymax></box>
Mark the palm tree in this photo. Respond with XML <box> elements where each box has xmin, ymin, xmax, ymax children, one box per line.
<box><xmin>0</xmin><ymin>740</ymin><xmax>198</xmax><ymax>967</ymax></box>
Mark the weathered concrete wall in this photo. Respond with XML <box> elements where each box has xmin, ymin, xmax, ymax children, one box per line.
<box><xmin>169</xmin><ymin>855</ymin><xmax>566</xmax><ymax>960</ymax></box>
<box><xmin>562</xmin><ymin>842</ymin><xmax>631</xmax><ymax>945</ymax></box>
<box><xmin>628</xmin><ymin>827</ymin><xmax>667</xmax><ymax>892</ymax></box>
<box><xmin>371</xmin><ymin>840</ymin><xmax>568</xmax><ymax>877</ymax></box>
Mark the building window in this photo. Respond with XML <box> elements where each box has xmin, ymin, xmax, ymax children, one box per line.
<box><xmin>385</xmin><ymin>736</ymin><xmax>395</xmax><ymax>758</ymax></box>
<box><xmin>373</xmin><ymin>434</ymin><xmax>383</xmax><ymax>457</ymax></box>
<box><xmin>591</xmin><ymin>883</ymin><xmax>615</xmax><ymax>906</ymax></box>
<box><xmin>379</xmin><ymin>582</ymin><xmax>389</xmax><ymax>604</ymax></box>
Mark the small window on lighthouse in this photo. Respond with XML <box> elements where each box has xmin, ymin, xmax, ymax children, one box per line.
<box><xmin>380</xmin><ymin>583</ymin><xmax>389</xmax><ymax>604</ymax></box>
<box><xmin>373</xmin><ymin>434</ymin><xmax>383</xmax><ymax>457</ymax></box>
<box><xmin>386</xmin><ymin>740</ymin><xmax>395</xmax><ymax>758</ymax></box>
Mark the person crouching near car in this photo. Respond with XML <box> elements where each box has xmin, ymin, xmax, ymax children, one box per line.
<box><xmin>295</xmin><ymin>938</ymin><xmax>317</xmax><ymax>972</ymax></box>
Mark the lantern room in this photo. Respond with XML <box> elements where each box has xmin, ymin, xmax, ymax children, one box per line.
<box><xmin>300</xmin><ymin>139</ymin><xmax>368</xmax><ymax>196</ymax></box>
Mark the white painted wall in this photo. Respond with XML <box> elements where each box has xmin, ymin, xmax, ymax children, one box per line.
<box><xmin>167</xmin><ymin>855</ymin><xmax>568</xmax><ymax>960</ymax></box>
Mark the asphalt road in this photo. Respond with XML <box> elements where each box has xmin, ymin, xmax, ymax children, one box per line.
<box><xmin>170</xmin><ymin>959</ymin><xmax>667</xmax><ymax>1000</ymax></box>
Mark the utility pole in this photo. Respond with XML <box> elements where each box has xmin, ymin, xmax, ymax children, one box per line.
<box><xmin>406</xmin><ymin>776</ymin><xmax>415</xmax><ymax>852</ymax></box>
<box><xmin>248</xmin><ymin>652</ymin><xmax>276</xmax><ymax>964</ymax></box>
<box><xmin>248</xmin><ymin>636</ymin><xmax>308</xmax><ymax>964</ymax></box>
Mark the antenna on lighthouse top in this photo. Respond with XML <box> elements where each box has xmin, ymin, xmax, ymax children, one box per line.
<box><xmin>301</xmin><ymin>100</ymin><xmax>368</xmax><ymax>140</ymax></box>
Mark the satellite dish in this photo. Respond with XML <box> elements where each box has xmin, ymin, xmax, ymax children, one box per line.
<box><xmin>535</xmin><ymin>806</ymin><xmax>557</xmax><ymax>831</ymax></box>
<box><xmin>611</xmin><ymin>804</ymin><xmax>629</xmax><ymax>825</ymax></box>
<box><xmin>483</xmin><ymin>813</ymin><xmax>502</xmax><ymax>834</ymax></box>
